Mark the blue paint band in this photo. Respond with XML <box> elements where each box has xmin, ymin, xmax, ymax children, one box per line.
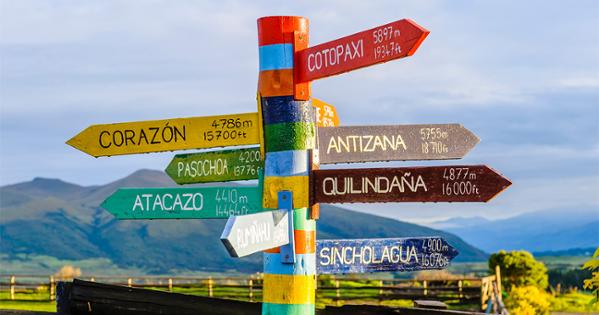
<box><xmin>259</xmin><ymin>44</ymin><xmax>294</xmax><ymax>71</ymax></box>
<box><xmin>265</xmin><ymin>150</ymin><xmax>310</xmax><ymax>177</ymax></box>
<box><xmin>264</xmin><ymin>253</ymin><xmax>316</xmax><ymax>275</ymax></box>
<box><xmin>261</xmin><ymin>96</ymin><xmax>313</xmax><ymax>125</ymax></box>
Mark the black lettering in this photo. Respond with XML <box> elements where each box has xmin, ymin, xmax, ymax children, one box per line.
<box><xmin>99</xmin><ymin>131</ymin><xmax>111</xmax><ymax>148</ymax></box>
<box><xmin>161</xmin><ymin>124</ymin><xmax>173</xmax><ymax>142</ymax></box>
<box><xmin>149</xmin><ymin>127</ymin><xmax>160</xmax><ymax>144</ymax></box>
<box><xmin>138</xmin><ymin>129</ymin><xmax>148</xmax><ymax>145</ymax></box>
<box><xmin>174</xmin><ymin>125</ymin><xmax>186</xmax><ymax>142</ymax></box>
<box><xmin>112</xmin><ymin>130</ymin><xmax>124</xmax><ymax>147</ymax></box>
<box><xmin>124</xmin><ymin>129</ymin><xmax>135</xmax><ymax>146</ymax></box>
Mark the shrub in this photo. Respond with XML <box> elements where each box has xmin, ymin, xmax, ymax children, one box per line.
<box><xmin>505</xmin><ymin>285</ymin><xmax>552</xmax><ymax>315</ymax></box>
<box><xmin>489</xmin><ymin>250</ymin><xmax>548</xmax><ymax>290</ymax></box>
<box><xmin>582</xmin><ymin>246</ymin><xmax>599</xmax><ymax>304</ymax></box>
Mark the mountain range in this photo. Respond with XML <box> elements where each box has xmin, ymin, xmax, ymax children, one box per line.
<box><xmin>431</xmin><ymin>207</ymin><xmax>598</xmax><ymax>253</ymax></box>
<box><xmin>0</xmin><ymin>169</ymin><xmax>487</xmax><ymax>274</ymax></box>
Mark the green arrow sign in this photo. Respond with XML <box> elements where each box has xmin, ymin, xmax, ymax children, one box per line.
<box><xmin>101</xmin><ymin>186</ymin><xmax>264</xmax><ymax>219</ymax></box>
<box><xmin>166</xmin><ymin>147</ymin><xmax>262</xmax><ymax>184</ymax></box>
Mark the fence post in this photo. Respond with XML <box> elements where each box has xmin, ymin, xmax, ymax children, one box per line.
<box><xmin>335</xmin><ymin>279</ymin><xmax>340</xmax><ymax>306</ymax></box>
<box><xmin>208</xmin><ymin>276</ymin><xmax>213</xmax><ymax>297</ymax></box>
<box><xmin>168</xmin><ymin>278</ymin><xmax>173</xmax><ymax>292</ymax></box>
<box><xmin>10</xmin><ymin>275</ymin><xmax>15</xmax><ymax>300</ymax></box>
<box><xmin>458</xmin><ymin>280</ymin><xmax>463</xmax><ymax>300</ymax></box>
<box><xmin>127</xmin><ymin>278</ymin><xmax>132</xmax><ymax>287</ymax></box>
<box><xmin>90</xmin><ymin>277</ymin><xmax>95</xmax><ymax>282</ymax></box>
<box><xmin>495</xmin><ymin>265</ymin><xmax>502</xmax><ymax>294</ymax></box>
<box><xmin>423</xmin><ymin>280</ymin><xmax>428</xmax><ymax>296</ymax></box>
<box><xmin>249</xmin><ymin>278</ymin><xmax>254</xmax><ymax>302</ymax></box>
<box><xmin>49</xmin><ymin>276</ymin><xmax>56</xmax><ymax>301</ymax></box>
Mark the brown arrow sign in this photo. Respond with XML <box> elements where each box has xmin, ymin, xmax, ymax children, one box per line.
<box><xmin>317</xmin><ymin>124</ymin><xmax>479</xmax><ymax>164</ymax></box>
<box><xmin>312</xmin><ymin>165</ymin><xmax>511</xmax><ymax>204</ymax></box>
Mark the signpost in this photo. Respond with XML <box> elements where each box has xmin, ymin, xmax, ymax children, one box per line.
<box><xmin>313</xmin><ymin>165</ymin><xmax>511</xmax><ymax>204</ymax></box>
<box><xmin>318</xmin><ymin>124</ymin><xmax>479</xmax><ymax>164</ymax></box>
<box><xmin>221</xmin><ymin>210</ymin><xmax>290</xmax><ymax>258</ymax></box>
<box><xmin>65</xmin><ymin>14</ymin><xmax>515</xmax><ymax>315</ymax></box>
<box><xmin>312</xmin><ymin>98</ymin><xmax>340</xmax><ymax>127</ymax></box>
<box><xmin>165</xmin><ymin>147</ymin><xmax>262</xmax><ymax>184</ymax></box>
<box><xmin>296</xmin><ymin>19</ymin><xmax>429</xmax><ymax>82</ymax></box>
<box><xmin>67</xmin><ymin>113</ymin><xmax>259</xmax><ymax>157</ymax></box>
<box><xmin>100</xmin><ymin>186</ymin><xmax>263</xmax><ymax>219</ymax></box>
<box><xmin>316</xmin><ymin>237</ymin><xmax>459</xmax><ymax>274</ymax></box>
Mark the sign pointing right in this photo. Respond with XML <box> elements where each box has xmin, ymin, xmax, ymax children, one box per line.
<box><xmin>312</xmin><ymin>165</ymin><xmax>511</xmax><ymax>204</ymax></box>
<box><xmin>318</xmin><ymin>124</ymin><xmax>479</xmax><ymax>164</ymax></box>
<box><xmin>296</xmin><ymin>19</ymin><xmax>429</xmax><ymax>82</ymax></box>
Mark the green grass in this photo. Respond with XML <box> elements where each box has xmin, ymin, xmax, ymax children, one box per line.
<box><xmin>0</xmin><ymin>290</ymin><xmax>55</xmax><ymax>312</ymax></box>
<box><xmin>551</xmin><ymin>291</ymin><xmax>599</xmax><ymax>313</ymax></box>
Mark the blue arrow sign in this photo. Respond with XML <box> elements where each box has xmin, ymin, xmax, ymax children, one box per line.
<box><xmin>316</xmin><ymin>237</ymin><xmax>459</xmax><ymax>274</ymax></box>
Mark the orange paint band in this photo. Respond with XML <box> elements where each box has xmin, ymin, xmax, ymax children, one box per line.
<box><xmin>264</xmin><ymin>230</ymin><xmax>315</xmax><ymax>254</ymax></box>
<box><xmin>259</xmin><ymin>69</ymin><xmax>294</xmax><ymax>97</ymax></box>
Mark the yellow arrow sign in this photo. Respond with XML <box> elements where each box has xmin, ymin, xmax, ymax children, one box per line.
<box><xmin>67</xmin><ymin>113</ymin><xmax>259</xmax><ymax>157</ymax></box>
<box><xmin>312</xmin><ymin>98</ymin><xmax>340</xmax><ymax>127</ymax></box>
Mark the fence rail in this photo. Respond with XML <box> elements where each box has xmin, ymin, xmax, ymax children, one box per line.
<box><xmin>0</xmin><ymin>272</ymin><xmax>500</xmax><ymax>310</ymax></box>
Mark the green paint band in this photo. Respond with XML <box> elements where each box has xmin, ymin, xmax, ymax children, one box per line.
<box><xmin>262</xmin><ymin>302</ymin><xmax>315</xmax><ymax>315</ymax></box>
<box><xmin>264</xmin><ymin>122</ymin><xmax>315</xmax><ymax>152</ymax></box>
<box><xmin>294</xmin><ymin>208</ymin><xmax>315</xmax><ymax>231</ymax></box>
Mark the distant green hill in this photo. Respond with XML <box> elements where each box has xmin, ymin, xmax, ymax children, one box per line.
<box><xmin>0</xmin><ymin>170</ymin><xmax>487</xmax><ymax>273</ymax></box>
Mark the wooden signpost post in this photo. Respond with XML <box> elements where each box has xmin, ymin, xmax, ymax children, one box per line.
<box><xmin>67</xmin><ymin>113</ymin><xmax>260</xmax><ymax>157</ymax></box>
<box><xmin>66</xmin><ymin>14</ymin><xmax>514</xmax><ymax>315</ymax></box>
<box><xmin>313</xmin><ymin>165</ymin><xmax>511</xmax><ymax>204</ymax></box>
<box><xmin>100</xmin><ymin>186</ymin><xmax>263</xmax><ymax>219</ymax></box>
<box><xmin>318</xmin><ymin>124</ymin><xmax>479</xmax><ymax>164</ymax></box>
<box><xmin>316</xmin><ymin>237</ymin><xmax>459</xmax><ymax>274</ymax></box>
<box><xmin>221</xmin><ymin>210</ymin><xmax>290</xmax><ymax>258</ymax></box>
<box><xmin>165</xmin><ymin>147</ymin><xmax>262</xmax><ymax>184</ymax></box>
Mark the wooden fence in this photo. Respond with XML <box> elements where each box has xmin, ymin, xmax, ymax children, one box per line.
<box><xmin>0</xmin><ymin>271</ymin><xmax>502</xmax><ymax>311</ymax></box>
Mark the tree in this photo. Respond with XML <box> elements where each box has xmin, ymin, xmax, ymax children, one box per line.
<box><xmin>583</xmin><ymin>247</ymin><xmax>599</xmax><ymax>304</ymax></box>
<box><xmin>488</xmin><ymin>250</ymin><xmax>548</xmax><ymax>291</ymax></box>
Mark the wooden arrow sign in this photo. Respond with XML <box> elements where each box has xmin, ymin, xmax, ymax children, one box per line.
<box><xmin>221</xmin><ymin>210</ymin><xmax>290</xmax><ymax>258</ymax></box>
<box><xmin>317</xmin><ymin>237</ymin><xmax>459</xmax><ymax>274</ymax></box>
<box><xmin>67</xmin><ymin>113</ymin><xmax>259</xmax><ymax>157</ymax></box>
<box><xmin>296</xmin><ymin>19</ymin><xmax>429</xmax><ymax>82</ymax></box>
<box><xmin>165</xmin><ymin>147</ymin><xmax>262</xmax><ymax>184</ymax></box>
<box><xmin>318</xmin><ymin>124</ymin><xmax>479</xmax><ymax>164</ymax></box>
<box><xmin>101</xmin><ymin>186</ymin><xmax>263</xmax><ymax>219</ymax></box>
<box><xmin>312</xmin><ymin>98</ymin><xmax>340</xmax><ymax>127</ymax></box>
<box><xmin>312</xmin><ymin>165</ymin><xmax>511</xmax><ymax>204</ymax></box>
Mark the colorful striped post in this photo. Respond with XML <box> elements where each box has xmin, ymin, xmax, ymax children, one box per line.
<box><xmin>257</xmin><ymin>16</ymin><xmax>317</xmax><ymax>315</ymax></box>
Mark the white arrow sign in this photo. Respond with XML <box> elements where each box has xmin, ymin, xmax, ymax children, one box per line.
<box><xmin>220</xmin><ymin>210</ymin><xmax>290</xmax><ymax>258</ymax></box>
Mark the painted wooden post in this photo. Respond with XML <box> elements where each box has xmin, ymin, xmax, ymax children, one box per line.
<box><xmin>257</xmin><ymin>16</ymin><xmax>317</xmax><ymax>315</ymax></box>
<box><xmin>9</xmin><ymin>275</ymin><xmax>15</xmax><ymax>300</ymax></box>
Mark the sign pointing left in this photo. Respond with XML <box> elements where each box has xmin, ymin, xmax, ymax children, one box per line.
<box><xmin>67</xmin><ymin>113</ymin><xmax>259</xmax><ymax>157</ymax></box>
<box><xmin>101</xmin><ymin>186</ymin><xmax>264</xmax><ymax>219</ymax></box>
<box><xmin>221</xmin><ymin>210</ymin><xmax>290</xmax><ymax>258</ymax></box>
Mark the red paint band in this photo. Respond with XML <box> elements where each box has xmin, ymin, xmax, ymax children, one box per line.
<box><xmin>258</xmin><ymin>16</ymin><xmax>309</xmax><ymax>46</ymax></box>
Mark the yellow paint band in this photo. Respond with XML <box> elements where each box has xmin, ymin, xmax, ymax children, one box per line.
<box><xmin>262</xmin><ymin>274</ymin><xmax>316</xmax><ymax>304</ymax></box>
<box><xmin>263</xmin><ymin>176</ymin><xmax>310</xmax><ymax>209</ymax></box>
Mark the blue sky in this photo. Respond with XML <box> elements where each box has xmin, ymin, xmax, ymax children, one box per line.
<box><xmin>1</xmin><ymin>1</ymin><xmax>597</xmax><ymax>223</ymax></box>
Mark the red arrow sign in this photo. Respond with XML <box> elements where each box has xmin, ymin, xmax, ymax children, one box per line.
<box><xmin>296</xmin><ymin>19</ymin><xmax>429</xmax><ymax>82</ymax></box>
<box><xmin>312</xmin><ymin>165</ymin><xmax>511</xmax><ymax>204</ymax></box>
